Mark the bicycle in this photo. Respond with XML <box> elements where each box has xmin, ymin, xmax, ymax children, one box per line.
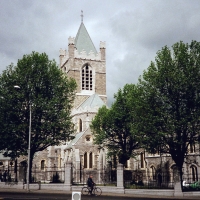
<box><xmin>81</xmin><ymin>184</ymin><xmax>102</xmax><ymax>196</ymax></box>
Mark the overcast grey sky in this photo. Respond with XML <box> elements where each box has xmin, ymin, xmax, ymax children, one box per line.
<box><xmin>1</xmin><ymin>0</ymin><xmax>200</xmax><ymax>105</ymax></box>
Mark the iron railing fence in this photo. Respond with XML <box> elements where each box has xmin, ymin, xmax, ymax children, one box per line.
<box><xmin>1</xmin><ymin>163</ymin><xmax>199</xmax><ymax>191</ymax></box>
<box><xmin>124</xmin><ymin>171</ymin><xmax>174</xmax><ymax>189</ymax></box>
<box><xmin>72</xmin><ymin>168</ymin><xmax>117</xmax><ymax>186</ymax></box>
<box><xmin>124</xmin><ymin>180</ymin><xmax>174</xmax><ymax>189</ymax></box>
<box><xmin>0</xmin><ymin>164</ymin><xmax>16</xmax><ymax>182</ymax></box>
<box><xmin>31</xmin><ymin>165</ymin><xmax>65</xmax><ymax>183</ymax></box>
<box><xmin>0</xmin><ymin>164</ymin><xmax>65</xmax><ymax>183</ymax></box>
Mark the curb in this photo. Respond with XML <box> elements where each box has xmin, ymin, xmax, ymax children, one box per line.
<box><xmin>0</xmin><ymin>188</ymin><xmax>200</xmax><ymax>199</ymax></box>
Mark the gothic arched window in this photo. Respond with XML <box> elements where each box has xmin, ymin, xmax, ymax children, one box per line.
<box><xmin>189</xmin><ymin>143</ymin><xmax>196</xmax><ymax>153</ymax></box>
<box><xmin>150</xmin><ymin>166</ymin><xmax>156</xmax><ymax>180</ymax></box>
<box><xmin>191</xmin><ymin>165</ymin><xmax>198</xmax><ymax>181</ymax></box>
<box><xmin>125</xmin><ymin>160</ymin><xmax>130</xmax><ymax>169</ymax></box>
<box><xmin>78</xmin><ymin>119</ymin><xmax>82</xmax><ymax>132</ymax></box>
<box><xmin>82</xmin><ymin>64</ymin><xmax>93</xmax><ymax>91</ymax></box>
<box><xmin>84</xmin><ymin>152</ymin><xmax>87</xmax><ymax>168</ymax></box>
<box><xmin>41</xmin><ymin>160</ymin><xmax>45</xmax><ymax>170</ymax></box>
<box><xmin>89</xmin><ymin>152</ymin><xmax>93</xmax><ymax>168</ymax></box>
<box><xmin>140</xmin><ymin>152</ymin><xmax>145</xmax><ymax>168</ymax></box>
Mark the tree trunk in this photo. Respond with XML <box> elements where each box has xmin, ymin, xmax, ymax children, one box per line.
<box><xmin>179</xmin><ymin>166</ymin><xmax>183</xmax><ymax>191</ymax></box>
<box><xmin>172</xmin><ymin>153</ymin><xmax>184</xmax><ymax>192</ymax></box>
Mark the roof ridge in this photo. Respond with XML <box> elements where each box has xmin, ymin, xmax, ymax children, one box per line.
<box><xmin>65</xmin><ymin>130</ymin><xmax>86</xmax><ymax>149</ymax></box>
<box><xmin>89</xmin><ymin>93</ymin><xmax>96</xmax><ymax>107</ymax></box>
<box><xmin>73</xmin><ymin>129</ymin><xmax>88</xmax><ymax>145</ymax></box>
<box><xmin>78</xmin><ymin>93</ymin><xmax>105</xmax><ymax>109</ymax></box>
<box><xmin>74</xmin><ymin>22</ymin><xmax>83</xmax><ymax>46</ymax></box>
<box><xmin>77</xmin><ymin>94</ymin><xmax>91</xmax><ymax>109</ymax></box>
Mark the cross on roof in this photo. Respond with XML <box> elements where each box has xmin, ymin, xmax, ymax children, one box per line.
<box><xmin>81</xmin><ymin>10</ymin><xmax>83</xmax><ymax>22</ymax></box>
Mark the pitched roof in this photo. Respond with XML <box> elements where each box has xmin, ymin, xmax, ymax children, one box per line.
<box><xmin>75</xmin><ymin>23</ymin><xmax>97</xmax><ymax>55</ymax></box>
<box><xmin>65</xmin><ymin>131</ymin><xmax>85</xmax><ymax>149</ymax></box>
<box><xmin>79</xmin><ymin>93</ymin><xmax>105</xmax><ymax>109</ymax></box>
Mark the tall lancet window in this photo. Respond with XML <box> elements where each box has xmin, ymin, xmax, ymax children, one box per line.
<box><xmin>82</xmin><ymin>64</ymin><xmax>92</xmax><ymax>91</ymax></box>
<box><xmin>89</xmin><ymin>152</ymin><xmax>93</xmax><ymax>168</ymax></box>
<box><xmin>78</xmin><ymin>119</ymin><xmax>82</xmax><ymax>132</ymax></box>
<box><xmin>191</xmin><ymin>165</ymin><xmax>198</xmax><ymax>181</ymax></box>
<box><xmin>41</xmin><ymin>160</ymin><xmax>45</xmax><ymax>170</ymax></box>
<box><xmin>84</xmin><ymin>152</ymin><xmax>87</xmax><ymax>168</ymax></box>
<box><xmin>140</xmin><ymin>152</ymin><xmax>145</xmax><ymax>168</ymax></box>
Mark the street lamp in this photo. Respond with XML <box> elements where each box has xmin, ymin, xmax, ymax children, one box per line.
<box><xmin>14</xmin><ymin>85</ymin><xmax>31</xmax><ymax>191</ymax></box>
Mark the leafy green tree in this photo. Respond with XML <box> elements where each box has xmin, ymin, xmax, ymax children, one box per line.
<box><xmin>91</xmin><ymin>84</ymin><xmax>141</xmax><ymax>165</ymax></box>
<box><xmin>136</xmin><ymin>41</ymin><xmax>200</xmax><ymax>188</ymax></box>
<box><xmin>0</xmin><ymin>52</ymin><xmax>76</xmax><ymax>181</ymax></box>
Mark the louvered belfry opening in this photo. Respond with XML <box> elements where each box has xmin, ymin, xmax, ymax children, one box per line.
<box><xmin>82</xmin><ymin>64</ymin><xmax>92</xmax><ymax>91</ymax></box>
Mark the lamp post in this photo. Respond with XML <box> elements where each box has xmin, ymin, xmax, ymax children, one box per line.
<box><xmin>14</xmin><ymin>85</ymin><xmax>31</xmax><ymax>191</ymax></box>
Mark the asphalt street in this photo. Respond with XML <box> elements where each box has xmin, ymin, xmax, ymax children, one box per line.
<box><xmin>0</xmin><ymin>191</ymin><xmax>200</xmax><ymax>200</ymax></box>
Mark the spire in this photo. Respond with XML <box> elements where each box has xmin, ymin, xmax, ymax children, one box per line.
<box><xmin>74</xmin><ymin>18</ymin><xmax>97</xmax><ymax>55</ymax></box>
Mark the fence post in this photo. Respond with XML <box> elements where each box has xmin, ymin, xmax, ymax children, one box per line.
<box><xmin>117</xmin><ymin>163</ymin><xmax>124</xmax><ymax>191</ymax></box>
<box><xmin>64</xmin><ymin>161</ymin><xmax>72</xmax><ymax>191</ymax></box>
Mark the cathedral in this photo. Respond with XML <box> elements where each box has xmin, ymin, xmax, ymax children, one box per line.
<box><xmin>34</xmin><ymin>20</ymin><xmax>200</xmax><ymax>184</ymax></box>
<box><xmin>0</xmin><ymin>19</ymin><xmax>199</xmax><ymax>186</ymax></box>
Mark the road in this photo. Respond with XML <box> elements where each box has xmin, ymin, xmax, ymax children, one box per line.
<box><xmin>0</xmin><ymin>191</ymin><xmax>199</xmax><ymax>200</ymax></box>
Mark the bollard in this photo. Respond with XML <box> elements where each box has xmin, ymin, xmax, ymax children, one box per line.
<box><xmin>38</xmin><ymin>181</ymin><xmax>41</xmax><ymax>190</ymax></box>
<box><xmin>72</xmin><ymin>192</ymin><xmax>81</xmax><ymax>200</ymax></box>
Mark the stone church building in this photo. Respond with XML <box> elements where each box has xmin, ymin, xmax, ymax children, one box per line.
<box><xmin>33</xmin><ymin>21</ymin><xmax>200</xmax><ymax>185</ymax></box>
<box><xmin>0</xmin><ymin>20</ymin><xmax>199</xmax><ymax>185</ymax></box>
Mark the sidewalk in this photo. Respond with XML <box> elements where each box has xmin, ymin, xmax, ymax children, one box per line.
<box><xmin>0</xmin><ymin>188</ymin><xmax>200</xmax><ymax>199</ymax></box>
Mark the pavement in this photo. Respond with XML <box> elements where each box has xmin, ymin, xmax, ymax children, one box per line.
<box><xmin>0</xmin><ymin>188</ymin><xmax>200</xmax><ymax>200</ymax></box>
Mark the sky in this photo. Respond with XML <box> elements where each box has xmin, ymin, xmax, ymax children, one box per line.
<box><xmin>1</xmin><ymin>0</ymin><xmax>200</xmax><ymax>105</ymax></box>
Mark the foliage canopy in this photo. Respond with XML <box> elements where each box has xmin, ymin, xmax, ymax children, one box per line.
<box><xmin>136</xmin><ymin>41</ymin><xmax>200</xmax><ymax>185</ymax></box>
<box><xmin>91</xmin><ymin>84</ymin><xmax>141</xmax><ymax>165</ymax></box>
<box><xmin>0</xmin><ymin>52</ymin><xmax>76</xmax><ymax>179</ymax></box>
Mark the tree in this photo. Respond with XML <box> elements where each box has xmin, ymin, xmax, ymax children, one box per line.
<box><xmin>136</xmin><ymin>41</ymin><xmax>200</xmax><ymax>189</ymax></box>
<box><xmin>0</xmin><ymin>52</ymin><xmax>76</xmax><ymax>182</ymax></box>
<box><xmin>91</xmin><ymin>84</ymin><xmax>141</xmax><ymax>165</ymax></box>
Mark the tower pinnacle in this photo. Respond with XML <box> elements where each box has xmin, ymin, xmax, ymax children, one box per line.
<box><xmin>81</xmin><ymin>10</ymin><xmax>83</xmax><ymax>23</ymax></box>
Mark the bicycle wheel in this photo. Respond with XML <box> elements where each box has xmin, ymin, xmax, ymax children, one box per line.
<box><xmin>81</xmin><ymin>187</ymin><xmax>90</xmax><ymax>195</ymax></box>
<box><xmin>94</xmin><ymin>187</ymin><xmax>102</xmax><ymax>196</ymax></box>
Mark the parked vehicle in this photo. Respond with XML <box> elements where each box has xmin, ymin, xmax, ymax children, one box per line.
<box><xmin>189</xmin><ymin>181</ymin><xmax>200</xmax><ymax>190</ymax></box>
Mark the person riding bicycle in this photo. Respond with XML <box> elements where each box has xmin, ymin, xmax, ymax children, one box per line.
<box><xmin>87</xmin><ymin>175</ymin><xmax>95</xmax><ymax>195</ymax></box>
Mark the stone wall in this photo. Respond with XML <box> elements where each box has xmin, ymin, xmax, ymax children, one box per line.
<box><xmin>95</xmin><ymin>72</ymin><xmax>106</xmax><ymax>96</ymax></box>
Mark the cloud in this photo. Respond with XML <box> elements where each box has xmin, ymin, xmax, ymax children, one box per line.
<box><xmin>1</xmin><ymin>0</ymin><xmax>200</xmax><ymax>104</ymax></box>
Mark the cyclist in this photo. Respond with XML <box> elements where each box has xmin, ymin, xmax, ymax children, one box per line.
<box><xmin>87</xmin><ymin>174</ymin><xmax>95</xmax><ymax>195</ymax></box>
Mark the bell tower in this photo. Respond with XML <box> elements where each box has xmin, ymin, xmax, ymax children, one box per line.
<box><xmin>59</xmin><ymin>20</ymin><xmax>107</xmax><ymax>108</ymax></box>
<box><xmin>57</xmin><ymin>14</ymin><xmax>107</xmax><ymax>173</ymax></box>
